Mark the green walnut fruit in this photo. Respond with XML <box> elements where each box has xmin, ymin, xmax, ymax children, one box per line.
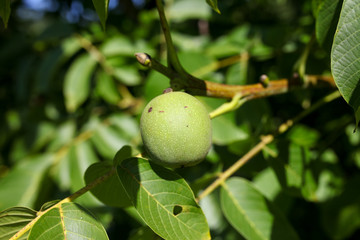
<box><xmin>140</xmin><ymin>91</ymin><xmax>212</xmax><ymax>168</ymax></box>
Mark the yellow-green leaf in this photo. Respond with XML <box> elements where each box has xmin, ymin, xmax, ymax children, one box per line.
<box><xmin>0</xmin><ymin>0</ymin><xmax>11</xmax><ymax>28</ymax></box>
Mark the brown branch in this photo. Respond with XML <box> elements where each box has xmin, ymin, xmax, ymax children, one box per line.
<box><xmin>135</xmin><ymin>52</ymin><xmax>336</xmax><ymax>100</ymax></box>
<box><xmin>186</xmin><ymin>74</ymin><xmax>336</xmax><ymax>99</ymax></box>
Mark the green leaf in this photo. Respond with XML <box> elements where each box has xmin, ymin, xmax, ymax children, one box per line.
<box><xmin>0</xmin><ymin>0</ymin><xmax>11</xmax><ymax>28</ymax></box>
<box><xmin>143</xmin><ymin>70</ymin><xmax>169</xmax><ymax>102</ymax></box>
<box><xmin>128</xmin><ymin>226</ymin><xmax>160</xmax><ymax>240</ymax></box>
<box><xmin>34</xmin><ymin>48</ymin><xmax>63</xmax><ymax>94</ymax></box>
<box><xmin>91</xmin><ymin>123</ymin><xmax>128</xmax><ymax>159</ymax></box>
<box><xmin>315</xmin><ymin>0</ymin><xmax>341</xmax><ymax>47</ymax></box>
<box><xmin>356</xmin><ymin>106</ymin><xmax>360</xmax><ymax>130</ymax></box>
<box><xmin>112</xmin><ymin>66</ymin><xmax>141</xmax><ymax>86</ymax></box>
<box><xmin>321</xmin><ymin>176</ymin><xmax>360</xmax><ymax>239</ymax></box>
<box><xmin>253</xmin><ymin>168</ymin><xmax>282</xmax><ymax>201</ymax></box>
<box><xmin>64</xmin><ymin>53</ymin><xmax>97</xmax><ymax>112</ymax></box>
<box><xmin>312</xmin><ymin>0</ymin><xmax>323</xmax><ymax>17</ymax></box>
<box><xmin>96</xmin><ymin>70</ymin><xmax>121</xmax><ymax>104</ymax></box>
<box><xmin>199</xmin><ymin>191</ymin><xmax>227</xmax><ymax>233</ymax></box>
<box><xmin>84</xmin><ymin>161</ymin><xmax>131</xmax><ymax>207</ymax></box>
<box><xmin>315</xmin><ymin>149</ymin><xmax>344</xmax><ymax>202</ymax></box>
<box><xmin>287</xmin><ymin>124</ymin><xmax>320</xmax><ymax>147</ymax></box>
<box><xmin>0</xmin><ymin>154</ymin><xmax>53</xmax><ymax>211</ymax></box>
<box><xmin>100</xmin><ymin>36</ymin><xmax>135</xmax><ymax>57</ymax></box>
<box><xmin>28</xmin><ymin>202</ymin><xmax>108</xmax><ymax>239</ymax></box>
<box><xmin>68</xmin><ymin>141</ymin><xmax>101</xmax><ymax>206</ymax></box>
<box><xmin>168</xmin><ymin>0</ymin><xmax>211</xmax><ymax>22</ymax></box>
<box><xmin>206</xmin><ymin>0</ymin><xmax>221</xmax><ymax>14</ymax></box>
<box><xmin>117</xmin><ymin>158</ymin><xmax>210</xmax><ymax>240</ymax></box>
<box><xmin>331</xmin><ymin>0</ymin><xmax>360</xmax><ymax>113</ymax></box>
<box><xmin>268</xmin><ymin>142</ymin><xmax>318</xmax><ymax>200</ymax></box>
<box><xmin>92</xmin><ymin>0</ymin><xmax>109</xmax><ymax>30</ymax></box>
<box><xmin>0</xmin><ymin>207</ymin><xmax>37</xmax><ymax>240</ymax></box>
<box><xmin>212</xmin><ymin>112</ymin><xmax>249</xmax><ymax>145</ymax></box>
<box><xmin>221</xmin><ymin>177</ymin><xmax>300</xmax><ymax>240</ymax></box>
<box><xmin>89</xmin><ymin>114</ymin><xmax>138</xmax><ymax>160</ymax></box>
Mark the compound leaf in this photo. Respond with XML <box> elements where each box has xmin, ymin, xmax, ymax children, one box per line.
<box><xmin>28</xmin><ymin>202</ymin><xmax>108</xmax><ymax>239</ymax></box>
<box><xmin>64</xmin><ymin>53</ymin><xmax>97</xmax><ymax>112</ymax></box>
<box><xmin>221</xmin><ymin>177</ymin><xmax>300</xmax><ymax>240</ymax></box>
<box><xmin>331</xmin><ymin>0</ymin><xmax>360</xmax><ymax>115</ymax></box>
<box><xmin>0</xmin><ymin>207</ymin><xmax>37</xmax><ymax>240</ymax></box>
<box><xmin>0</xmin><ymin>155</ymin><xmax>53</xmax><ymax>211</ymax></box>
<box><xmin>117</xmin><ymin>158</ymin><xmax>210</xmax><ymax>240</ymax></box>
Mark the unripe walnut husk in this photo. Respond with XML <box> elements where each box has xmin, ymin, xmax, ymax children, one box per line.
<box><xmin>140</xmin><ymin>91</ymin><xmax>212</xmax><ymax>168</ymax></box>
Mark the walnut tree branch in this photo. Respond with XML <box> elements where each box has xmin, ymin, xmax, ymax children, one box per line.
<box><xmin>135</xmin><ymin>52</ymin><xmax>336</xmax><ymax>100</ymax></box>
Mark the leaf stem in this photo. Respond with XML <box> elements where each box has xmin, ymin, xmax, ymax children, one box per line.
<box><xmin>10</xmin><ymin>167</ymin><xmax>116</xmax><ymax>240</ymax></box>
<box><xmin>155</xmin><ymin>0</ymin><xmax>186</xmax><ymax>74</ymax></box>
<box><xmin>196</xmin><ymin>90</ymin><xmax>341</xmax><ymax>202</ymax></box>
<box><xmin>209</xmin><ymin>94</ymin><xmax>246</xmax><ymax>119</ymax></box>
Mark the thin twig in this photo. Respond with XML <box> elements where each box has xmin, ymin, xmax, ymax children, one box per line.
<box><xmin>135</xmin><ymin>52</ymin><xmax>336</xmax><ymax>99</ymax></box>
<box><xmin>196</xmin><ymin>90</ymin><xmax>341</xmax><ymax>202</ymax></box>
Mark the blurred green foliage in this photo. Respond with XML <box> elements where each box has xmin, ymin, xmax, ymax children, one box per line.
<box><xmin>1</xmin><ymin>0</ymin><xmax>360</xmax><ymax>239</ymax></box>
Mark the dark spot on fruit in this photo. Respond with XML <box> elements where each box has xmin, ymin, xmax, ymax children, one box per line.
<box><xmin>184</xmin><ymin>106</ymin><xmax>188</xmax><ymax>108</ymax></box>
<box><xmin>159</xmin><ymin>110</ymin><xmax>164</xmax><ymax>113</ymax></box>
<box><xmin>186</xmin><ymin>125</ymin><xmax>189</xmax><ymax>127</ymax></box>
<box><xmin>148</xmin><ymin>107</ymin><xmax>152</xmax><ymax>113</ymax></box>
<box><xmin>173</xmin><ymin>205</ymin><xmax>183</xmax><ymax>216</ymax></box>
<box><xmin>163</xmin><ymin>88</ymin><xmax>173</xmax><ymax>94</ymax></box>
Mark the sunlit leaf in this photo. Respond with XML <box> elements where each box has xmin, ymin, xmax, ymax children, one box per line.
<box><xmin>68</xmin><ymin>141</ymin><xmax>101</xmax><ymax>206</ymax></box>
<box><xmin>211</xmin><ymin>113</ymin><xmax>249</xmax><ymax>145</ymax></box>
<box><xmin>64</xmin><ymin>53</ymin><xmax>97</xmax><ymax>112</ymax></box>
<box><xmin>315</xmin><ymin>0</ymin><xmax>341</xmax><ymax>47</ymax></box>
<box><xmin>117</xmin><ymin>158</ymin><xmax>211</xmax><ymax>240</ymax></box>
<box><xmin>168</xmin><ymin>0</ymin><xmax>211</xmax><ymax>21</ymax></box>
<box><xmin>269</xmin><ymin>142</ymin><xmax>318</xmax><ymax>199</ymax></box>
<box><xmin>91</xmin><ymin>122</ymin><xmax>128</xmax><ymax>159</ymax></box>
<box><xmin>253</xmin><ymin>168</ymin><xmax>282</xmax><ymax>201</ymax></box>
<box><xmin>206</xmin><ymin>0</ymin><xmax>220</xmax><ymax>14</ymax></box>
<box><xmin>0</xmin><ymin>154</ymin><xmax>53</xmax><ymax>211</ymax></box>
<box><xmin>199</xmin><ymin>191</ymin><xmax>227</xmax><ymax>233</ymax></box>
<box><xmin>287</xmin><ymin>124</ymin><xmax>320</xmax><ymax>147</ymax></box>
<box><xmin>28</xmin><ymin>202</ymin><xmax>108</xmax><ymax>239</ymax></box>
<box><xmin>92</xmin><ymin>0</ymin><xmax>109</xmax><ymax>30</ymax></box>
<box><xmin>331</xmin><ymin>0</ymin><xmax>360</xmax><ymax>115</ymax></box>
<box><xmin>112</xmin><ymin>66</ymin><xmax>141</xmax><ymax>86</ymax></box>
<box><xmin>100</xmin><ymin>36</ymin><xmax>134</xmax><ymax>57</ymax></box>
<box><xmin>221</xmin><ymin>177</ymin><xmax>300</xmax><ymax>240</ymax></box>
<box><xmin>0</xmin><ymin>207</ymin><xmax>37</xmax><ymax>240</ymax></box>
<box><xmin>95</xmin><ymin>70</ymin><xmax>122</xmax><ymax>105</ymax></box>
